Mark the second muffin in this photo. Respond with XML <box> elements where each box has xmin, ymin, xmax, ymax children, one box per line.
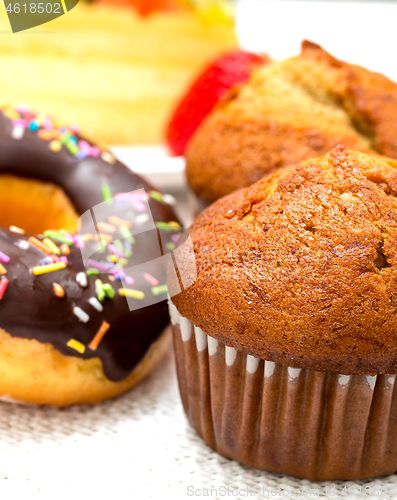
<box><xmin>186</xmin><ymin>41</ymin><xmax>397</xmax><ymax>205</ymax></box>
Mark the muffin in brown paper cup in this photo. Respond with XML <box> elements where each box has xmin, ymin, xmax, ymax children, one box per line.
<box><xmin>169</xmin><ymin>148</ymin><xmax>397</xmax><ymax>481</ymax></box>
<box><xmin>186</xmin><ymin>41</ymin><xmax>397</xmax><ymax>207</ymax></box>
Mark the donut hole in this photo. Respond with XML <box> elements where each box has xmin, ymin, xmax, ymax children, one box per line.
<box><xmin>0</xmin><ymin>174</ymin><xmax>79</xmax><ymax>235</ymax></box>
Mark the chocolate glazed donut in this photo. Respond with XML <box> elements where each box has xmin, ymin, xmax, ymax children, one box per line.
<box><xmin>0</xmin><ymin>105</ymin><xmax>181</xmax><ymax>405</ymax></box>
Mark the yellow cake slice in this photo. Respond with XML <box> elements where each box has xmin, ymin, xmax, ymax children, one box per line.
<box><xmin>0</xmin><ymin>0</ymin><xmax>237</xmax><ymax>145</ymax></box>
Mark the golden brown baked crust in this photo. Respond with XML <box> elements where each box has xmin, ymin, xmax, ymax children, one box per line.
<box><xmin>186</xmin><ymin>41</ymin><xmax>397</xmax><ymax>204</ymax></box>
<box><xmin>173</xmin><ymin>147</ymin><xmax>397</xmax><ymax>375</ymax></box>
<box><xmin>0</xmin><ymin>325</ymin><xmax>171</xmax><ymax>406</ymax></box>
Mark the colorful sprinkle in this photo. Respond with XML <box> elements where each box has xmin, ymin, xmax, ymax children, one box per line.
<box><xmin>53</xmin><ymin>283</ymin><xmax>65</xmax><ymax>298</ymax></box>
<box><xmin>60</xmin><ymin>244</ymin><xmax>70</xmax><ymax>255</ymax></box>
<box><xmin>107</xmin><ymin>255</ymin><xmax>117</xmax><ymax>264</ymax></box>
<box><xmin>49</xmin><ymin>140</ymin><xmax>62</xmax><ymax>152</ymax></box>
<box><xmin>90</xmin><ymin>146</ymin><xmax>100</xmax><ymax>157</ymax></box>
<box><xmin>9</xmin><ymin>225</ymin><xmax>25</xmax><ymax>234</ymax></box>
<box><xmin>28</xmin><ymin>121</ymin><xmax>39</xmax><ymax>131</ymax></box>
<box><xmin>97</xmin><ymin>222</ymin><xmax>116</xmax><ymax>233</ymax></box>
<box><xmin>28</xmin><ymin>236</ymin><xmax>52</xmax><ymax>254</ymax></box>
<box><xmin>43</xmin><ymin>231</ymin><xmax>73</xmax><ymax>245</ymax></box>
<box><xmin>60</xmin><ymin>132</ymin><xmax>72</xmax><ymax>145</ymax></box>
<box><xmin>156</xmin><ymin>221</ymin><xmax>178</xmax><ymax>232</ymax></box>
<box><xmin>72</xmin><ymin>306</ymin><xmax>90</xmax><ymax>323</ymax></box>
<box><xmin>87</xmin><ymin>267</ymin><xmax>99</xmax><ymax>275</ymax></box>
<box><xmin>119</xmin><ymin>288</ymin><xmax>145</xmax><ymax>300</ymax></box>
<box><xmin>102</xmin><ymin>283</ymin><xmax>115</xmax><ymax>299</ymax></box>
<box><xmin>125</xmin><ymin>275</ymin><xmax>134</xmax><ymax>285</ymax></box>
<box><xmin>0</xmin><ymin>251</ymin><xmax>10</xmax><ymax>264</ymax></box>
<box><xmin>101</xmin><ymin>152</ymin><xmax>116</xmax><ymax>164</ymax></box>
<box><xmin>86</xmin><ymin>259</ymin><xmax>108</xmax><ymax>272</ymax></box>
<box><xmin>11</xmin><ymin>125</ymin><xmax>24</xmax><ymax>140</ymax></box>
<box><xmin>43</xmin><ymin>117</ymin><xmax>54</xmax><ymax>130</ymax></box>
<box><xmin>162</xmin><ymin>194</ymin><xmax>177</xmax><ymax>205</ymax></box>
<box><xmin>76</xmin><ymin>272</ymin><xmax>88</xmax><ymax>288</ymax></box>
<box><xmin>108</xmin><ymin>216</ymin><xmax>131</xmax><ymax>228</ymax></box>
<box><xmin>152</xmin><ymin>285</ymin><xmax>168</xmax><ymax>296</ymax></box>
<box><xmin>135</xmin><ymin>213</ymin><xmax>150</xmax><ymax>225</ymax></box>
<box><xmin>95</xmin><ymin>279</ymin><xmax>106</xmax><ymax>301</ymax></box>
<box><xmin>94</xmin><ymin>233</ymin><xmax>113</xmax><ymax>244</ymax></box>
<box><xmin>3</xmin><ymin>107</ymin><xmax>19</xmax><ymax>119</ymax></box>
<box><xmin>114</xmin><ymin>192</ymin><xmax>136</xmax><ymax>201</ymax></box>
<box><xmin>32</xmin><ymin>262</ymin><xmax>66</xmax><ymax>276</ymax></box>
<box><xmin>38</xmin><ymin>129</ymin><xmax>58</xmax><ymax>141</ymax></box>
<box><xmin>150</xmin><ymin>190</ymin><xmax>163</xmax><ymax>202</ymax></box>
<box><xmin>88</xmin><ymin>297</ymin><xmax>103</xmax><ymax>312</ymax></box>
<box><xmin>88</xmin><ymin>321</ymin><xmax>110</xmax><ymax>351</ymax></box>
<box><xmin>108</xmin><ymin>244</ymin><xmax>124</xmax><ymax>258</ymax></box>
<box><xmin>112</xmin><ymin>269</ymin><xmax>126</xmax><ymax>281</ymax></box>
<box><xmin>0</xmin><ymin>278</ymin><xmax>9</xmax><ymax>300</ymax></box>
<box><xmin>67</xmin><ymin>338</ymin><xmax>86</xmax><ymax>354</ymax></box>
<box><xmin>144</xmin><ymin>273</ymin><xmax>159</xmax><ymax>286</ymax></box>
<box><xmin>66</xmin><ymin>139</ymin><xmax>79</xmax><ymax>156</ymax></box>
<box><xmin>114</xmin><ymin>240</ymin><xmax>125</xmax><ymax>252</ymax></box>
<box><xmin>73</xmin><ymin>234</ymin><xmax>85</xmax><ymax>249</ymax></box>
<box><xmin>12</xmin><ymin>118</ymin><xmax>28</xmax><ymax>128</ymax></box>
<box><xmin>119</xmin><ymin>226</ymin><xmax>135</xmax><ymax>244</ymax></box>
<box><xmin>131</xmin><ymin>199</ymin><xmax>147</xmax><ymax>212</ymax></box>
<box><xmin>167</xmin><ymin>242</ymin><xmax>176</xmax><ymax>251</ymax></box>
<box><xmin>14</xmin><ymin>239</ymin><xmax>29</xmax><ymax>250</ymax></box>
<box><xmin>40</xmin><ymin>256</ymin><xmax>53</xmax><ymax>265</ymax></box>
<box><xmin>0</xmin><ymin>263</ymin><xmax>7</xmax><ymax>275</ymax></box>
<box><xmin>78</xmin><ymin>140</ymin><xmax>91</xmax><ymax>154</ymax></box>
<box><xmin>42</xmin><ymin>238</ymin><xmax>60</xmax><ymax>255</ymax></box>
<box><xmin>75</xmin><ymin>151</ymin><xmax>88</xmax><ymax>161</ymax></box>
<box><xmin>101</xmin><ymin>183</ymin><xmax>113</xmax><ymax>204</ymax></box>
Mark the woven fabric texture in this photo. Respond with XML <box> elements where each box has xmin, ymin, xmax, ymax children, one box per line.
<box><xmin>0</xmin><ymin>349</ymin><xmax>396</xmax><ymax>500</ymax></box>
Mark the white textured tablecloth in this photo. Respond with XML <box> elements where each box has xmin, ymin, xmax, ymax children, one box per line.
<box><xmin>0</xmin><ymin>347</ymin><xmax>396</xmax><ymax>499</ymax></box>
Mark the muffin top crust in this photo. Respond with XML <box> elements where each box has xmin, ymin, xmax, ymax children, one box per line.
<box><xmin>173</xmin><ymin>147</ymin><xmax>397</xmax><ymax>375</ymax></box>
<box><xmin>186</xmin><ymin>41</ymin><xmax>397</xmax><ymax>204</ymax></box>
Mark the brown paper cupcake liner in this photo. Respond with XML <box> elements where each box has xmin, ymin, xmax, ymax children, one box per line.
<box><xmin>169</xmin><ymin>299</ymin><xmax>397</xmax><ymax>481</ymax></box>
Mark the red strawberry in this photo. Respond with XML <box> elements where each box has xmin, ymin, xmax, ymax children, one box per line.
<box><xmin>166</xmin><ymin>50</ymin><xmax>268</xmax><ymax>156</ymax></box>
<box><xmin>129</xmin><ymin>0</ymin><xmax>179</xmax><ymax>16</ymax></box>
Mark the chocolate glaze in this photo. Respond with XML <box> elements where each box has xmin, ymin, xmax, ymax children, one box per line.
<box><xmin>0</xmin><ymin>110</ymin><xmax>178</xmax><ymax>382</ymax></box>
